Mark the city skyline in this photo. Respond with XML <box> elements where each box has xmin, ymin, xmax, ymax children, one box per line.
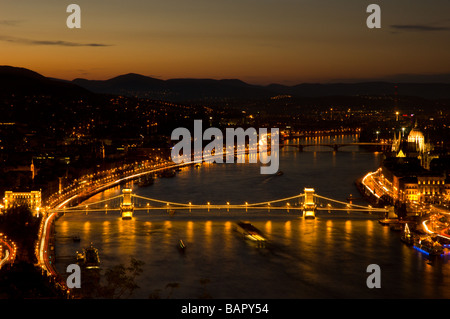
<box><xmin>2</xmin><ymin>0</ymin><xmax>450</xmax><ymax>303</ymax></box>
<box><xmin>1</xmin><ymin>0</ymin><xmax>450</xmax><ymax>84</ymax></box>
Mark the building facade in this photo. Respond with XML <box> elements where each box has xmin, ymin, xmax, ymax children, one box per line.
<box><xmin>2</xmin><ymin>191</ymin><xmax>42</xmax><ymax>216</ymax></box>
<box><xmin>379</xmin><ymin>123</ymin><xmax>450</xmax><ymax>205</ymax></box>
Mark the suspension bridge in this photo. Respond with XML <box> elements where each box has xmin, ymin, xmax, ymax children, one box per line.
<box><xmin>37</xmin><ymin>187</ymin><xmax>394</xmax><ymax>280</ymax></box>
<box><xmin>49</xmin><ymin>187</ymin><xmax>392</xmax><ymax>220</ymax></box>
<box><xmin>280</xmin><ymin>142</ymin><xmax>391</xmax><ymax>152</ymax></box>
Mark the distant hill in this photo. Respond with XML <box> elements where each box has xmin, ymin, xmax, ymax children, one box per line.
<box><xmin>0</xmin><ymin>66</ymin><xmax>90</xmax><ymax>97</ymax></box>
<box><xmin>73</xmin><ymin>74</ymin><xmax>274</xmax><ymax>101</ymax></box>
<box><xmin>1</xmin><ymin>66</ymin><xmax>450</xmax><ymax>102</ymax></box>
<box><xmin>0</xmin><ymin>66</ymin><xmax>96</xmax><ymax>135</ymax></box>
<box><xmin>73</xmin><ymin>73</ymin><xmax>450</xmax><ymax>101</ymax></box>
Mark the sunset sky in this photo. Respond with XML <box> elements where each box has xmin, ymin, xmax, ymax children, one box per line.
<box><xmin>1</xmin><ymin>0</ymin><xmax>449</xmax><ymax>84</ymax></box>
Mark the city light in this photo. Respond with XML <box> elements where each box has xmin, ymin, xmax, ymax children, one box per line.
<box><xmin>0</xmin><ymin>7</ymin><xmax>449</xmax><ymax>301</ymax></box>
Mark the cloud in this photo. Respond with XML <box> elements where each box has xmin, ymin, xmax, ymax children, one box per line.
<box><xmin>390</xmin><ymin>24</ymin><xmax>450</xmax><ymax>32</ymax></box>
<box><xmin>0</xmin><ymin>35</ymin><xmax>112</xmax><ymax>47</ymax></box>
<box><xmin>0</xmin><ymin>20</ymin><xmax>22</xmax><ymax>26</ymax></box>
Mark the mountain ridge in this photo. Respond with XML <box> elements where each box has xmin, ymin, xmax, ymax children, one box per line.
<box><xmin>2</xmin><ymin>66</ymin><xmax>450</xmax><ymax>101</ymax></box>
<box><xmin>71</xmin><ymin>72</ymin><xmax>450</xmax><ymax>101</ymax></box>
<box><xmin>0</xmin><ymin>65</ymin><xmax>91</xmax><ymax>97</ymax></box>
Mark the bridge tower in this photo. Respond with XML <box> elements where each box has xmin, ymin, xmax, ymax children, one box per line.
<box><xmin>303</xmin><ymin>188</ymin><xmax>316</xmax><ymax>219</ymax></box>
<box><xmin>120</xmin><ymin>188</ymin><xmax>134</xmax><ymax>220</ymax></box>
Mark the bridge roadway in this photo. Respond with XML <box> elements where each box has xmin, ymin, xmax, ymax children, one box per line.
<box><xmin>51</xmin><ymin>192</ymin><xmax>389</xmax><ymax>215</ymax></box>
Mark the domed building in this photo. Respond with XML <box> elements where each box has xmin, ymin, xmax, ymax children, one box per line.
<box><xmin>391</xmin><ymin>121</ymin><xmax>434</xmax><ymax>169</ymax></box>
<box><xmin>407</xmin><ymin>121</ymin><xmax>425</xmax><ymax>153</ymax></box>
<box><xmin>374</xmin><ymin>121</ymin><xmax>449</xmax><ymax>205</ymax></box>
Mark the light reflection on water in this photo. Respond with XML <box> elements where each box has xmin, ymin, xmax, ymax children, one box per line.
<box><xmin>55</xmin><ymin>136</ymin><xmax>450</xmax><ymax>298</ymax></box>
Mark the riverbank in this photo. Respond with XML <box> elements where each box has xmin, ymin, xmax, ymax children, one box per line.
<box><xmin>355</xmin><ymin>176</ymin><xmax>390</xmax><ymax>208</ymax></box>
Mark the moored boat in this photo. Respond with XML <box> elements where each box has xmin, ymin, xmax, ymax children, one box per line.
<box><xmin>76</xmin><ymin>243</ymin><xmax>101</xmax><ymax>269</ymax></box>
<box><xmin>83</xmin><ymin>243</ymin><xmax>101</xmax><ymax>269</ymax></box>
<box><xmin>414</xmin><ymin>236</ymin><xmax>443</xmax><ymax>256</ymax></box>
<box><xmin>378</xmin><ymin>218</ymin><xmax>399</xmax><ymax>226</ymax></box>
<box><xmin>400</xmin><ymin>223</ymin><xmax>414</xmax><ymax>245</ymax></box>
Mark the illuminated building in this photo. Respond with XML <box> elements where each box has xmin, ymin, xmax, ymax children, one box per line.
<box><xmin>2</xmin><ymin>191</ymin><xmax>42</xmax><ymax>216</ymax></box>
<box><xmin>365</xmin><ymin>157</ymin><xmax>450</xmax><ymax>205</ymax></box>
<box><xmin>407</xmin><ymin>121</ymin><xmax>426</xmax><ymax>153</ymax></box>
<box><xmin>366</xmin><ymin>121</ymin><xmax>450</xmax><ymax>205</ymax></box>
<box><xmin>400</xmin><ymin>177</ymin><xmax>419</xmax><ymax>202</ymax></box>
<box><xmin>392</xmin><ymin>122</ymin><xmax>435</xmax><ymax>168</ymax></box>
<box><xmin>417</xmin><ymin>175</ymin><xmax>448</xmax><ymax>204</ymax></box>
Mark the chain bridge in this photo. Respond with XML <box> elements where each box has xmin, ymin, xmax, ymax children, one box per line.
<box><xmin>49</xmin><ymin>187</ymin><xmax>391</xmax><ymax>220</ymax></box>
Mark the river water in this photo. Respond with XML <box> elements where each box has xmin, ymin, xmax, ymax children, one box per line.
<box><xmin>54</xmin><ymin>135</ymin><xmax>450</xmax><ymax>299</ymax></box>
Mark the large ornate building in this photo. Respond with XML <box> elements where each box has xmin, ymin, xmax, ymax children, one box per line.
<box><xmin>383</xmin><ymin>122</ymin><xmax>449</xmax><ymax>204</ymax></box>
<box><xmin>2</xmin><ymin>190</ymin><xmax>42</xmax><ymax>216</ymax></box>
<box><xmin>391</xmin><ymin>121</ymin><xmax>436</xmax><ymax>169</ymax></box>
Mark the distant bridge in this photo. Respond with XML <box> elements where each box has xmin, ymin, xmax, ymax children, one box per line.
<box><xmin>280</xmin><ymin>142</ymin><xmax>391</xmax><ymax>152</ymax></box>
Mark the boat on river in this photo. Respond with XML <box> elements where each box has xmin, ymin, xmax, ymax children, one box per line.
<box><xmin>414</xmin><ymin>236</ymin><xmax>443</xmax><ymax>256</ymax></box>
<box><xmin>235</xmin><ymin>221</ymin><xmax>266</xmax><ymax>242</ymax></box>
<box><xmin>379</xmin><ymin>218</ymin><xmax>399</xmax><ymax>226</ymax></box>
<box><xmin>76</xmin><ymin>243</ymin><xmax>101</xmax><ymax>269</ymax></box>
<box><xmin>177</xmin><ymin>239</ymin><xmax>186</xmax><ymax>253</ymax></box>
<box><xmin>400</xmin><ymin>223</ymin><xmax>414</xmax><ymax>245</ymax></box>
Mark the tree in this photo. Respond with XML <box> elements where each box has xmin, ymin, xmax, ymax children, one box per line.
<box><xmin>80</xmin><ymin>257</ymin><xmax>145</xmax><ymax>298</ymax></box>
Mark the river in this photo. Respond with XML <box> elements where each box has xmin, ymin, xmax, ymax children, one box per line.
<box><xmin>54</xmin><ymin>135</ymin><xmax>450</xmax><ymax>298</ymax></box>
